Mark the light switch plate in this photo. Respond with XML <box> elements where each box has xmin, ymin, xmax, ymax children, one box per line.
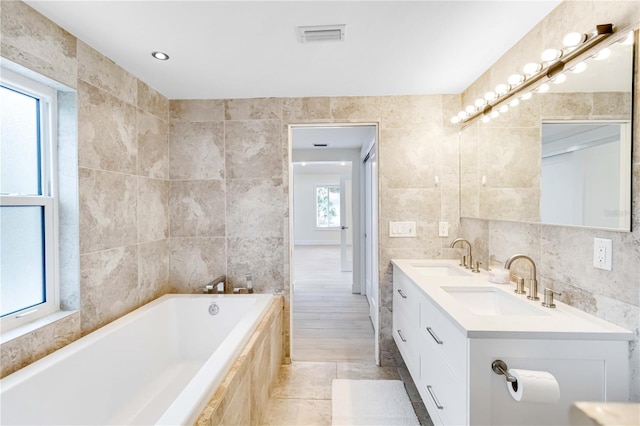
<box><xmin>389</xmin><ymin>221</ymin><xmax>417</xmax><ymax>238</ymax></box>
<box><xmin>593</xmin><ymin>238</ymin><xmax>612</xmax><ymax>271</ymax></box>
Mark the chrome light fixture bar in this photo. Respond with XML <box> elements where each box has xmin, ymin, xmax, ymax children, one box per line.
<box><xmin>452</xmin><ymin>22</ymin><xmax>638</xmax><ymax>126</ymax></box>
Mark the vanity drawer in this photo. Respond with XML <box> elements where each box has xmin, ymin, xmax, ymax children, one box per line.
<box><xmin>420</xmin><ymin>343</ymin><xmax>467</xmax><ymax>426</ymax></box>
<box><xmin>393</xmin><ymin>267</ymin><xmax>421</xmax><ymax>323</ymax></box>
<box><xmin>420</xmin><ymin>296</ymin><xmax>467</xmax><ymax>379</ymax></box>
<box><xmin>393</xmin><ymin>313</ymin><xmax>419</xmax><ymax>376</ymax></box>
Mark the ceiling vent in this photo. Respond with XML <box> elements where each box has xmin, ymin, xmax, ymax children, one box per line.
<box><xmin>296</xmin><ymin>25</ymin><xmax>346</xmax><ymax>43</ymax></box>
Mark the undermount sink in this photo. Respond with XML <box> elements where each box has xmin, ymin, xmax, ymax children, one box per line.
<box><xmin>441</xmin><ymin>286</ymin><xmax>548</xmax><ymax>316</ymax></box>
<box><xmin>410</xmin><ymin>264</ymin><xmax>472</xmax><ymax>277</ymax></box>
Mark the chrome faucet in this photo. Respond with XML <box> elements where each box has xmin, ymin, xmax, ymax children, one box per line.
<box><xmin>504</xmin><ymin>254</ymin><xmax>539</xmax><ymax>300</ymax></box>
<box><xmin>199</xmin><ymin>275</ymin><xmax>227</xmax><ymax>294</ymax></box>
<box><xmin>450</xmin><ymin>238</ymin><xmax>472</xmax><ymax>269</ymax></box>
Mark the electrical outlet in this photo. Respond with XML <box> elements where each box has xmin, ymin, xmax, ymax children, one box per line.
<box><xmin>593</xmin><ymin>238</ymin><xmax>612</xmax><ymax>271</ymax></box>
<box><xmin>438</xmin><ymin>222</ymin><xmax>449</xmax><ymax>237</ymax></box>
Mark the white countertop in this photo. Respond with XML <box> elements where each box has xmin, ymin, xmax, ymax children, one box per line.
<box><xmin>391</xmin><ymin>259</ymin><xmax>633</xmax><ymax>340</ymax></box>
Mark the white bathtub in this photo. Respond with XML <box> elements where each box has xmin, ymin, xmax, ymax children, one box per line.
<box><xmin>0</xmin><ymin>293</ymin><xmax>274</xmax><ymax>425</ymax></box>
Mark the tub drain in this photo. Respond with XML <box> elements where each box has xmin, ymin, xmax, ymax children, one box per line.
<box><xmin>208</xmin><ymin>302</ymin><xmax>219</xmax><ymax>315</ymax></box>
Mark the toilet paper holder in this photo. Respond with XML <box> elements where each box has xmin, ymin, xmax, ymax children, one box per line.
<box><xmin>492</xmin><ymin>359</ymin><xmax>517</xmax><ymax>383</ymax></box>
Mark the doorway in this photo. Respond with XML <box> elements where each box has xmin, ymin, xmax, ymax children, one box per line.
<box><xmin>289</xmin><ymin>124</ymin><xmax>379</xmax><ymax>363</ymax></box>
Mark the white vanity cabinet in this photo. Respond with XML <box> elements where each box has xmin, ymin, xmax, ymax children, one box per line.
<box><xmin>391</xmin><ymin>261</ymin><xmax>632</xmax><ymax>426</ymax></box>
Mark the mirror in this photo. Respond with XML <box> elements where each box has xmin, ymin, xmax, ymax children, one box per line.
<box><xmin>460</xmin><ymin>34</ymin><xmax>634</xmax><ymax>231</ymax></box>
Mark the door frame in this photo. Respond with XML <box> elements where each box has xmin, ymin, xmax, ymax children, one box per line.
<box><xmin>288</xmin><ymin>122</ymin><xmax>379</xmax><ymax>362</ymax></box>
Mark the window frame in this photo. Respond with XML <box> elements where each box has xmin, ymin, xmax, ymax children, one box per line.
<box><xmin>315</xmin><ymin>184</ymin><xmax>341</xmax><ymax>230</ymax></box>
<box><xmin>1</xmin><ymin>68</ymin><xmax>60</xmax><ymax>331</ymax></box>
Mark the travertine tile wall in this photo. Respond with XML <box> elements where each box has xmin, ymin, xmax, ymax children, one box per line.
<box><xmin>168</xmin><ymin>96</ymin><xmax>461</xmax><ymax>365</ymax></box>
<box><xmin>0</xmin><ymin>1</ymin><xmax>171</xmax><ymax>377</ymax></box>
<box><xmin>459</xmin><ymin>0</ymin><xmax>640</xmax><ymax>400</ymax></box>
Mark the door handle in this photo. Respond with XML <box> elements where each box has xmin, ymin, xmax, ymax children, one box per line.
<box><xmin>341</xmin><ymin>226</ymin><xmax>349</xmax><ymax>230</ymax></box>
<box><xmin>397</xmin><ymin>330</ymin><xmax>407</xmax><ymax>342</ymax></box>
<box><xmin>397</xmin><ymin>289</ymin><xmax>407</xmax><ymax>299</ymax></box>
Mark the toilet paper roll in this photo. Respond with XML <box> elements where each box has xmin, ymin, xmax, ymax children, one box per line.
<box><xmin>507</xmin><ymin>368</ymin><xmax>560</xmax><ymax>404</ymax></box>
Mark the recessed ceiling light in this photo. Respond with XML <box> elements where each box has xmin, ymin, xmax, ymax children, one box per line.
<box><xmin>151</xmin><ymin>51</ymin><xmax>170</xmax><ymax>61</ymax></box>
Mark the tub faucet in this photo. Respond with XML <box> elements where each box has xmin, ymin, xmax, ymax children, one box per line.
<box><xmin>200</xmin><ymin>275</ymin><xmax>227</xmax><ymax>294</ymax></box>
<box><xmin>504</xmin><ymin>254</ymin><xmax>539</xmax><ymax>300</ymax></box>
<box><xmin>450</xmin><ymin>238</ymin><xmax>472</xmax><ymax>269</ymax></box>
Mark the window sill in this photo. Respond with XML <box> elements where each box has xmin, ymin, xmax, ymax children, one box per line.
<box><xmin>1</xmin><ymin>310</ymin><xmax>78</xmax><ymax>345</ymax></box>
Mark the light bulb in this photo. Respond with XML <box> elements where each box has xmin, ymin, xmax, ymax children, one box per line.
<box><xmin>571</xmin><ymin>62</ymin><xmax>587</xmax><ymax>73</ymax></box>
<box><xmin>593</xmin><ymin>48</ymin><xmax>611</xmax><ymax>60</ymax></box>
<box><xmin>522</xmin><ymin>63</ymin><xmax>542</xmax><ymax>76</ymax></box>
<box><xmin>537</xmin><ymin>83</ymin><xmax>550</xmax><ymax>93</ymax></box>
<box><xmin>499</xmin><ymin>105</ymin><xmax>509</xmax><ymax>113</ymax></box>
<box><xmin>451</xmin><ymin>116</ymin><xmax>461</xmax><ymax>124</ymax></box>
<box><xmin>489</xmin><ymin>110</ymin><xmax>499</xmax><ymax>119</ymax></box>
<box><xmin>481</xmin><ymin>115</ymin><xmax>491</xmax><ymax>123</ymax></box>
<box><xmin>521</xmin><ymin>92</ymin><xmax>533</xmax><ymax>101</ymax></box>
<box><xmin>495</xmin><ymin>83</ymin><xmax>510</xmax><ymax>95</ymax></box>
<box><xmin>507</xmin><ymin>74</ymin><xmax>524</xmax><ymax>86</ymax></box>
<box><xmin>474</xmin><ymin>98</ymin><xmax>487</xmax><ymax>108</ymax></box>
<box><xmin>563</xmin><ymin>32</ymin><xmax>587</xmax><ymax>47</ymax></box>
<box><xmin>541</xmin><ymin>48</ymin><xmax>562</xmax><ymax>62</ymax></box>
<box><xmin>465</xmin><ymin>105</ymin><xmax>476</xmax><ymax>114</ymax></box>
<box><xmin>457</xmin><ymin>110</ymin><xmax>469</xmax><ymax>119</ymax></box>
<box><xmin>552</xmin><ymin>74</ymin><xmax>567</xmax><ymax>84</ymax></box>
<box><xmin>484</xmin><ymin>91</ymin><xmax>497</xmax><ymax>101</ymax></box>
<box><xmin>509</xmin><ymin>98</ymin><xmax>520</xmax><ymax>107</ymax></box>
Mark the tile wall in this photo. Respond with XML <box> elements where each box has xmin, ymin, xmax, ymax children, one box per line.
<box><xmin>0</xmin><ymin>0</ymin><xmax>171</xmax><ymax>377</ymax></box>
<box><xmin>459</xmin><ymin>0</ymin><xmax>640</xmax><ymax>400</ymax></box>
<box><xmin>168</xmin><ymin>96</ymin><xmax>461</xmax><ymax>365</ymax></box>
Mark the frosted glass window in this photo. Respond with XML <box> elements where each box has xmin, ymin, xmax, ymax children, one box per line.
<box><xmin>0</xmin><ymin>85</ymin><xmax>41</xmax><ymax>195</ymax></box>
<box><xmin>0</xmin><ymin>206</ymin><xmax>45</xmax><ymax>317</ymax></box>
<box><xmin>1</xmin><ymin>67</ymin><xmax>58</xmax><ymax>331</ymax></box>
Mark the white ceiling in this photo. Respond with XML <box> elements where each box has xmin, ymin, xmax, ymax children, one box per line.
<box><xmin>25</xmin><ymin>1</ymin><xmax>561</xmax><ymax>100</ymax></box>
<box><xmin>293</xmin><ymin>161</ymin><xmax>352</xmax><ymax>175</ymax></box>
<box><xmin>292</xmin><ymin>125</ymin><xmax>375</xmax><ymax>150</ymax></box>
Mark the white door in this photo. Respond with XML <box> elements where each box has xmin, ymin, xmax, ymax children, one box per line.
<box><xmin>340</xmin><ymin>174</ymin><xmax>352</xmax><ymax>272</ymax></box>
<box><xmin>364</xmin><ymin>145</ymin><xmax>379</xmax><ymax>364</ymax></box>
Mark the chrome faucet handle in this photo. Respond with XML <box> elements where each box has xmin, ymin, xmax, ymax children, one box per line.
<box><xmin>473</xmin><ymin>261</ymin><xmax>481</xmax><ymax>273</ymax></box>
<box><xmin>461</xmin><ymin>255</ymin><xmax>467</xmax><ymax>268</ymax></box>
<box><xmin>514</xmin><ymin>277</ymin><xmax>526</xmax><ymax>294</ymax></box>
<box><xmin>527</xmin><ymin>279</ymin><xmax>539</xmax><ymax>301</ymax></box>
<box><xmin>542</xmin><ymin>288</ymin><xmax>561</xmax><ymax>308</ymax></box>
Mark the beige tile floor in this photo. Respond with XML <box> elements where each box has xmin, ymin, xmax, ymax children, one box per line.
<box><xmin>262</xmin><ymin>246</ymin><xmax>432</xmax><ymax>425</ymax></box>
<box><xmin>261</xmin><ymin>361</ymin><xmax>432</xmax><ymax>426</ymax></box>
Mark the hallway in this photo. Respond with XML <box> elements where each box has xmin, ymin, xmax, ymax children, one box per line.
<box><xmin>291</xmin><ymin>245</ymin><xmax>374</xmax><ymax>363</ymax></box>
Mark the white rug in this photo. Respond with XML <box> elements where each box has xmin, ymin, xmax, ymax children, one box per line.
<box><xmin>332</xmin><ymin>379</ymin><xmax>420</xmax><ymax>425</ymax></box>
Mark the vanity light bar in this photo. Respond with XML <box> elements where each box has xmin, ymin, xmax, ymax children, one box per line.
<box><xmin>451</xmin><ymin>21</ymin><xmax>638</xmax><ymax>126</ymax></box>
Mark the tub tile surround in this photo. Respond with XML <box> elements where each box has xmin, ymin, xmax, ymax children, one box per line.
<box><xmin>196</xmin><ymin>296</ymin><xmax>283</xmax><ymax>426</ymax></box>
<box><xmin>459</xmin><ymin>0</ymin><xmax>640</xmax><ymax>400</ymax></box>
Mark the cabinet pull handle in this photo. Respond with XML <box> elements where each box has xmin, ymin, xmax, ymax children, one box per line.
<box><xmin>426</xmin><ymin>327</ymin><xmax>443</xmax><ymax>344</ymax></box>
<box><xmin>426</xmin><ymin>385</ymin><xmax>444</xmax><ymax>409</ymax></box>
<box><xmin>397</xmin><ymin>330</ymin><xmax>407</xmax><ymax>342</ymax></box>
<box><xmin>397</xmin><ymin>289</ymin><xmax>407</xmax><ymax>299</ymax></box>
